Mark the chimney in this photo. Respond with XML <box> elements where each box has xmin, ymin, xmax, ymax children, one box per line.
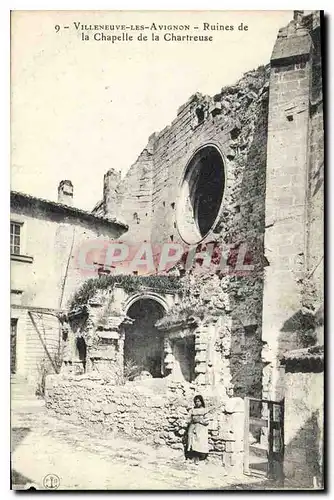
<box><xmin>58</xmin><ymin>180</ymin><xmax>73</xmax><ymax>206</ymax></box>
<box><xmin>103</xmin><ymin>169</ymin><xmax>121</xmax><ymax>216</ymax></box>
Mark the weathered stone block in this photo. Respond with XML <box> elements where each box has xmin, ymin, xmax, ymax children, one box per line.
<box><xmin>219</xmin><ymin>430</ymin><xmax>237</xmax><ymax>441</ymax></box>
<box><xmin>223</xmin><ymin>451</ymin><xmax>244</xmax><ymax>472</ymax></box>
<box><xmin>208</xmin><ymin>419</ymin><xmax>219</xmax><ymax>431</ymax></box>
<box><xmin>210</xmin><ymin>438</ymin><xmax>224</xmax><ymax>451</ymax></box>
<box><xmin>102</xmin><ymin>403</ymin><xmax>117</xmax><ymax>414</ymax></box>
<box><xmin>225</xmin><ymin>397</ymin><xmax>244</xmax><ymax>414</ymax></box>
<box><xmin>225</xmin><ymin>440</ymin><xmax>243</xmax><ymax>453</ymax></box>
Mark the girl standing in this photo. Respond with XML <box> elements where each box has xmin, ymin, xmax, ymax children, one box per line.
<box><xmin>187</xmin><ymin>395</ymin><xmax>209</xmax><ymax>464</ymax></box>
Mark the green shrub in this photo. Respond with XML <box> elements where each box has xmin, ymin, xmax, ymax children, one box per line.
<box><xmin>114</xmin><ymin>359</ymin><xmax>144</xmax><ymax>385</ymax></box>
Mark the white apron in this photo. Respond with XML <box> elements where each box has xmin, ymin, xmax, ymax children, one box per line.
<box><xmin>187</xmin><ymin>407</ymin><xmax>209</xmax><ymax>454</ymax></box>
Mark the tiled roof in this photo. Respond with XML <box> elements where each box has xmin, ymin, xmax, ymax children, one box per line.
<box><xmin>283</xmin><ymin>345</ymin><xmax>324</xmax><ymax>361</ymax></box>
<box><xmin>92</xmin><ymin>200</ymin><xmax>104</xmax><ymax>217</ymax></box>
<box><xmin>11</xmin><ymin>191</ymin><xmax>128</xmax><ymax>230</ymax></box>
<box><xmin>282</xmin><ymin>345</ymin><xmax>324</xmax><ymax>372</ymax></box>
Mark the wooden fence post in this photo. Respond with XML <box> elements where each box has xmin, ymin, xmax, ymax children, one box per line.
<box><xmin>244</xmin><ymin>397</ymin><xmax>250</xmax><ymax>474</ymax></box>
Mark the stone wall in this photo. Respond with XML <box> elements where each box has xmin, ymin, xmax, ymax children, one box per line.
<box><xmin>110</xmin><ymin>65</ymin><xmax>271</xmax><ymax>399</ymax></box>
<box><xmin>86</xmin><ymin>10</ymin><xmax>323</xmax><ymax>405</ymax></box>
<box><xmin>306</xmin><ymin>12</ymin><xmax>324</xmax><ymax>345</ymax></box>
<box><xmin>112</xmin><ymin>136</ymin><xmax>155</xmax><ymax>243</ymax></box>
<box><xmin>282</xmin><ymin>347</ymin><xmax>324</xmax><ymax>488</ymax></box>
<box><xmin>158</xmin><ymin>271</ymin><xmax>265</xmax><ymax>399</ymax></box>
<box><xmin>261</xmin><ymin>12</ymin><xmax>323</xmax><ymax>400</ymax></box>
<box><xmin>61</xmin><ymin>285</ymin><xmax>177</xmax><ymax>380</ymax></box>
<box><xmin>45</xmin><ymin>374</ymin><xmax>245</xmax><ymax>472</ymax></box>
<box><xmin>111</xmin><ymin>66</ymin><xmax>269</xmax><ymax>251</ymax></box>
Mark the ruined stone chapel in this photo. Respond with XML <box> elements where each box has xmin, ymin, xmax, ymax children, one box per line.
<box><xmin>43</xmin><ymin>11</ymin><xmax>323</xmax><ymax>481</ymax></box>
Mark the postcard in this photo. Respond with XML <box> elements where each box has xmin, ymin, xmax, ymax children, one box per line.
<box><xmin>10</xmin><ymin>10</ymin><xmax>324</xmax><ymax>490</ymax></box>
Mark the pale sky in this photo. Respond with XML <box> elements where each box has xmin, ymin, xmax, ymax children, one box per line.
<box><xmin>11</xmin><ymin>10</ymin><xmax>293</xmax><ymax>211</ymax></box>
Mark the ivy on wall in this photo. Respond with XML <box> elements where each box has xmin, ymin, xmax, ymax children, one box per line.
<box><xmin>156</xmin><ymin>303</ymin><xmax>205</xmax><ymax>330</ymax></box>
<box><xmin>68</xmin><ymin>274</ymin><xmax>181</xmax><ymax>311</ymax></box>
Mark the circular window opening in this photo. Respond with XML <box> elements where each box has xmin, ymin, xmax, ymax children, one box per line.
<box><xmin>177</xmin><ymin>145</ymin><xmax>225</xmax><ymax>244</ymax></box>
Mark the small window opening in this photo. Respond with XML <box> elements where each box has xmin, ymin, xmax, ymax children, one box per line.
<box><xmin>196</xmin><ymin>106</ymin><xmax>205</xmax><ymax>124</ymax></box>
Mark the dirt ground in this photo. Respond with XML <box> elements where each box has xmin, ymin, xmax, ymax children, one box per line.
<box><xmin>11</xmin><ymin>400</ymin><xmax>286</xmax><ymax>491</ymax></box>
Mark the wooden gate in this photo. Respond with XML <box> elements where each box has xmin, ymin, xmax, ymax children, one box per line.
<box><xmin>244</xmin><ymin>397</ymin><xmax>284</xmax><ymax>480</ymax></box>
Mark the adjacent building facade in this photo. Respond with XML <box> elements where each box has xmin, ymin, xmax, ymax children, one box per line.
<box><xmin>10</xmin><ymin>181</ymin><xmax>127</xmax><ymax>386</ymax></box>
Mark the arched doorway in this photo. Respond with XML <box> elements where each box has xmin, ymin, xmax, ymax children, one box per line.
<box><xmin>123</xmin><ymin>298</ymin><xmax>165</xmax><ymax>379</ymax></box>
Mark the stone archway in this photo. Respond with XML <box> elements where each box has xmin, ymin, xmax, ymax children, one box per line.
<box><xmin>123</xmin><ymin>292</ymin><xmax>170</xmax><ymax>315</ymax></box>
<box><xmin>123</xmin><ymin>297</ymin><xmax>167</xmax><ymax>379</ymax></box>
